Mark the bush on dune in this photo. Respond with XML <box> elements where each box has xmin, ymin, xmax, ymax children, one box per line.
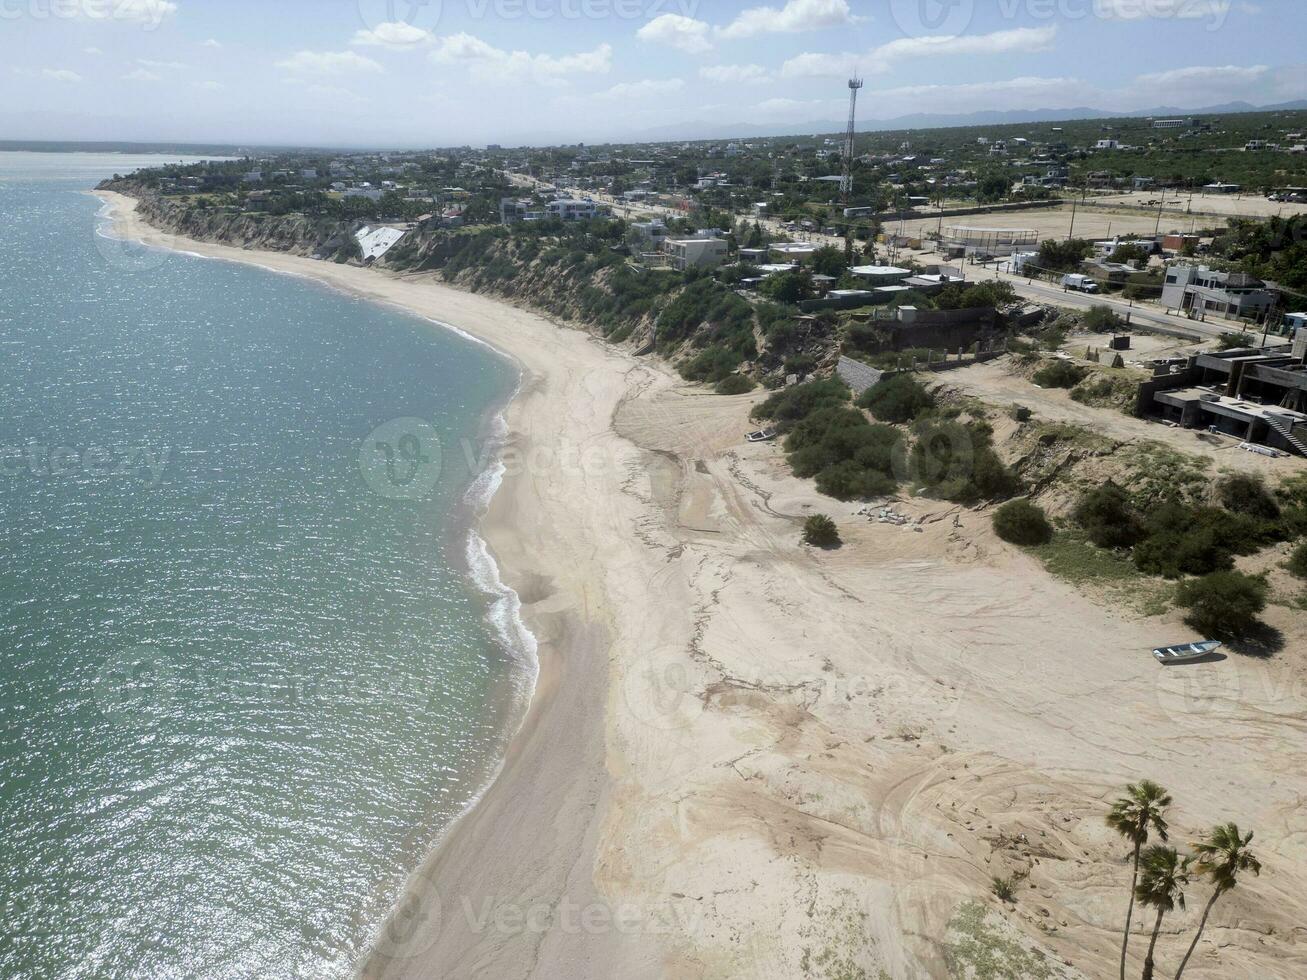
<box><xmin>1175</xmin><ymin>571</ymin><xmax>1268</xmax><ymax>638</ymax></box>
<box><xmin>993</xmin><ymin>499</ymin><xmax>1053</xmax><ymax>546</ymax></box>
<box><xmin>857</xmin><ymin>374</ymin><xmax>936</xmax><ymax>423</ymax></box>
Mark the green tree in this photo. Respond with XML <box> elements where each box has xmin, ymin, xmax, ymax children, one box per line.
<box><xmin>803</xmin><ymin>514</ymin><xmax>841</xmax><ymax>548</ymax></box>
<box><xmin>1038</xmin><ymin>238</ymin><xmax>1094</xmax><ymax>273</ymax></box>
<box><xmin>760</xmin><ymin>269</ymin><xmax>815</xmax><ymax>304</ymax></box>
<box><xmin>1106</xmin><ymin>780</ymin><xmax>1173</xmax><ymax>980</ymax></box>
<box><xmin>1288</xmin><ymin>541</ymin><xmax>1307</xmax><ymax>579</ymax></box>
<box><xmin>1074</xmin><ymin>483</ymin><xmax>1143</xmax><ymax>549</ymax></box>
<box><xmin>1174</xmin><ymin>824</ymin><xmax>1262</xmax><ymax>979</ymax></box>
<box><xmin>992</xmin><ymin>499</ymin><xmax>1053</xmax><ymax>545</ymax></box>
<box><xmin>857</xmin><ymin>374</ymin><xmax>936</xmax><ymax>423</ymax></box>
<box><xmin>1135</xmin><ymin>846</ymin><xmax>1190</xmax><ymax>980</ymax></box>
<box><xmin>810</xmin><ymin>244</ymin><xmax>847</xmax><ymax>278</ymax></box>
<box><xmin>1175</xmin><ymin>571</ymin><xmax>1268</xmax><ymax>637</ymax></box>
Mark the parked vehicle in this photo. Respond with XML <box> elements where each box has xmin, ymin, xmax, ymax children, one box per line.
<box><xmin>1062</xmin><ymin>273</ymin><xmax>1100</xmax><ymax>294</ymax></box>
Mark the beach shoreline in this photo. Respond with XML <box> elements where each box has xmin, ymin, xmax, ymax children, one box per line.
<box><xmin>93</xmin><ymin>189</ymin><xmax>1307</xmax><ymax>980</ymax></box>
<box><xmin>91</xmin><ymin>190</ymin><xmax>654</xmax><ymax>978</ymax></box>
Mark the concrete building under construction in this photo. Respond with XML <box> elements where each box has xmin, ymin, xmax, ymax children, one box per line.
<box><xmin>1137</xmin><ymin>329</ymin><xmax>1307</xmax><ymax>456</ymax></box>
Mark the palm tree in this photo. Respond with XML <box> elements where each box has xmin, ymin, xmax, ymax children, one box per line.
<box><xmin>1135</xmin><ymin>845</ymin><xmax>1190</xmax><ymax>980</ymax></box>
<box><xmin>1174</xmin><ymin>823</ymin><xmax>1261</xmax><ymax>979</ymax></box>
<box><xmin>1106</xmin><ymin>781</ymin><xmax>1173</xmax><ymax>980</ymax></box>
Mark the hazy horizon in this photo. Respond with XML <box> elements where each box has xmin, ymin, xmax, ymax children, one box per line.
<box><xmin>3</xmin><ymin>0</ymin><xmax>1305</xmax><ymax>147</ymax></box>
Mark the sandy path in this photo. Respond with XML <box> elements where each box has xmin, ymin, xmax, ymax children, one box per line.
<box><xmin>95</xmin><ymin>192</ymin><xmax>1307</xmax><ymax>980</ymax></box>
<box><xmin>937</xmin><ymin>357</ymin><xmax>1307</xmax><ymax>478</ymax></box>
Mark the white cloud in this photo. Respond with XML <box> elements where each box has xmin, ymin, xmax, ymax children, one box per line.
<box><xmin>276</xmin><ymin>50</ymin><xmax>384</xmax><ymax>75</ymax></box>
<box><xmin>42</xmin><ymin>68</ymin><xmax>83</xmax><ymax>83</ymax></box>
<box><xmin>873</xmin><ymin>26</ymin><xmax>1058</xmax><ymax>64</ymax></box>
<box><xmin>1095</xmin><ymin>0</ymin><xmax>1230</xmax><ymax>20</ymax></box>
<box><xmin>1135</xmin><ymin>63</ymin><xmax>1268</xmax><ymax>86</ymax></box>
<box><xmin>137</xmin><ymin>58</ymin><xmax>186</xmax><ymax>71</ymax></box>
<box><xmin>783</xmin><ymin>26</ymin><xmax>1059</xmax><ymax>79</ymax></box>
<box><xmin>700</xmin><ymin>63</ymin><xmax>770</xmax><ymax>84</ymax></box>
<box><xmin>637</xmin><ymin>14</ymin><xmax>713</xmax><ymax>54</ymax></box>
<box><xmin>84</xmin><ymin>47</ymin><xmax>103</xmax><ymax>55</ymax></box>
<box><xmin>351</xmin><ymin>22</ymin><xmax>433</xmax><ymax>47</ymax></box>
<box><xmin>430</xmin><ymin>33</ymin><xmax>612</xmax><ymax>84</ymax></box>
<box><xmin>200</xmin><ymin>39</ymin><xmax>222</xmax><ymax>49</ymax></box>
<box><xmin>591</xmin><ymin>78</ymin><xmax>685</xmax><ymax>101</ymax></box>
<box><xmin>122</xmin><ymin>68</ymin><xmax>162</xmax><ymax>82</ymax></box>
<box><xmin>718</xmin><ymin>0</ymin><xmax>855</xmax><ymax>40</ymax></box>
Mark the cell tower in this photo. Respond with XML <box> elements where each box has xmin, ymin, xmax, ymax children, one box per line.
<box><xmin>841</xmin><ymin>75</ymin><xmax>863</xmax><ymax>203</ymax></box>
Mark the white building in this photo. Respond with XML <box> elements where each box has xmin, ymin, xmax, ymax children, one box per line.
<box><xmin>355</xmin><ymin>226</ymin><xmax>407</xmax><ymax>262</ymax></box>
<box><xmin>1161</xmin><ymin>265</ymin><xmax>1278</xmax><ymax>319</ymax></box>
<box><xmin>665</xmin><ymin>238</ymin><xmax>728</xmax><ymax>271</ymax></box>
<box><xmin>547</xmin><ymin>199</ymin><xmax>597</xmax><ymax>221</ymax></box>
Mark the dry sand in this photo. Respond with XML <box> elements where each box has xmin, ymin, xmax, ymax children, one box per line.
<box><xmin>96</xmin><ymin>191</ymin><xmax>1307</xmax><ymax>980</ymax></box>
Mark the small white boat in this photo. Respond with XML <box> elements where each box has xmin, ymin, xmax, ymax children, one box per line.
<box><xmin>746</xmin><ymin>428</ymin><xmax>777</xmax><ymax>443</ymax></box>
<box><xmin>1152</xmin><ymin>640</ymin><xmax>1222</xmax><ymax>665</ymax></box>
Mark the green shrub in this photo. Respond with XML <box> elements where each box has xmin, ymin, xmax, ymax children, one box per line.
<box><xmin>992</xmin><ymin>499</ymin><xmax>1053</xmax><ymax>546</ymax></box>
<box><xmin>1216</xmin><ymin>473</ymin><xmax>1281</xmax><ymax>521</ymax></box>
<box><xmin>857</xmin><ymin>374</ymin><xmax>936</xmax><ymax>423</ymax></box>
<box><xmin>715</xmin><ymin>374</ymin><xmax>755</xmax><ymax>395</ymax></box>
<box><xmin>1081</xmin><ymin>305</ymin><xmax>1124</xmax><ymax>331</ymax></box>
<box><xmin>1073</xmin><ymin>483</ymin><xmax>1143</xmax><ymax>549</ymax></box>
<box><xmin>752</xmin><ymin>378</ymin><xmax>849</xmax><ymax>426</ymax></box>
<box><xmin>1009</xmin><ymin>405</ymin><xmax>1033</xmax><ymax>423</ymax></box>
<box><xmin>1175</xmin><ymin>571</ymin><xmax>1268</xmax><ymax>637</ymax></box>
<box><xmin>1032</xmin><ymin>360</ymin><xmax>1087</xmax><ymax>389</ymax></box>
<box><xmin>803</xmin><ymin>514</ymin><xmax>841</xmax><ymax>548</ymax></box>
<box><xmin>1288</xmin><ymin>541</ymin><xmax>1307</xmax><ymax>579</ymax></box>
<box><xmin>910</xmin><ymin>420</ymin><xmax>1020</xmax><ymax>504</ymax></box>
<box><xmin>991</xmin><ymin>876</ymin><xmax>1017</xmax><ymax>903</ymax></box>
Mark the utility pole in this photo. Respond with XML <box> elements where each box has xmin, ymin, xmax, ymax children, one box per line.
<box><xmin>841</xmin><ymin>75</ymin><xmax>863</xmax><ymax>206</ymax></box>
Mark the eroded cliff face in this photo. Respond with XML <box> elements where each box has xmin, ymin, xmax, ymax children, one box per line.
<box><xmin>117</xmin><ymin>186</ymin><xmax>354</xmax><ymax>259</ymax></box>
<box><xmin>98</xmin><ymin>184</ymin><xmax>826</xmax><ymax>377</ymax></box>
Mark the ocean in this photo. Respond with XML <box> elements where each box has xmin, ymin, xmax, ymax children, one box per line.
<box><xmin>0</xmin><ymin>153</ymin><xmax>529</xmax><ymax>978</ymax></box>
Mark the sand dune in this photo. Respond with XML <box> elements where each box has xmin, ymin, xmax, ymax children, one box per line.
<box><xmin>97</xmin><ymin>191</ymin><xmax>1307</xmax><ymax>980</ymax></box>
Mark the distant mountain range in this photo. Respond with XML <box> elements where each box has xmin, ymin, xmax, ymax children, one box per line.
<box><xmin>623</xmin><ymin>99</ymin><xmax>1307</xmax><ymax>144</ymax></box>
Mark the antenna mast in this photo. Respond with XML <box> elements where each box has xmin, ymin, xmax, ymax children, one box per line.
<box><xmin>841</xmin><ymin>75</ymin><xmax>863</xmax><ymax>204</ymax></box>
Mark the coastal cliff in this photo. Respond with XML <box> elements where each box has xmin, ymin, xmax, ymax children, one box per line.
<box><xmin>96</xmin><ymin>182</ymin><xmax>830</xmax><ymax>385</ymax></box>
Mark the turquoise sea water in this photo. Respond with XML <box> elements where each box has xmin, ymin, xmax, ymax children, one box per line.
<box><xmin>0</xmin><ymin>154</ymin><xmax>526</xmax><ymax>978</ymax></box>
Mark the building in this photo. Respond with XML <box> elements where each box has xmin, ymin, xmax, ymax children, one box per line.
<box><xmin>664</xmin><ymin>238</ymin><xmax>728</xmax><ymax>272</ymax></box>
<box><xmin>1161</xmin><ymin>265</ymin><xmax>1278</xmax><ymax>320</ymax></box>
<box><xmin>629</xmin><ymin>219</ymin><xmax>667</xmax><ymax>246</ymax></box>
<box><xmin>547</xmin><ymin>199</ymin><xmax>597</xmax><ymax>221</ymax></box>
<box><xmin>355</xmin><ymin>225</ymin><xmax>407</xmax><ymax>262</ymax></box>
<box><xmin>1095</xmin><ymin>139</ymin><xmax>1121</xmax><ymax>150</ymax></box>
<box><xmin>1203</xmin><ymin>183</ymin><xmax>1241</xmax><ymax>194</ymax></box>
<box><xmin>939</xmin><ymin>225</ymin><xmax>1039</xmax><ymax>258</ymax></box>
<box><xmin>1139</xmin><ymin>336</ymin><xmax>1307</xmax><ymax>455</ymax></box>
<box><xmin>769</xmin><ymin>242</ymin><xmax>821</xmax><ymax>263</ymax></box>
<box><xmin>849</xmin><ymin>265</ymin><xmax>911</xmax><ymax>287</ymax></box>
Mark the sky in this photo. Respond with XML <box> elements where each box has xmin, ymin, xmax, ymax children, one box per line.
<box><xmin>2</xmin><ymin>0</ymin><xmax>1305</xmax><ymax>147</ymax></box>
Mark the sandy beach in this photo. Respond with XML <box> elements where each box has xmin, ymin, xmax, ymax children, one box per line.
<box><xmin>96</xmin><ymin>190</ymin><xmax>1307</xmax><ymax>979</ymax></box>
